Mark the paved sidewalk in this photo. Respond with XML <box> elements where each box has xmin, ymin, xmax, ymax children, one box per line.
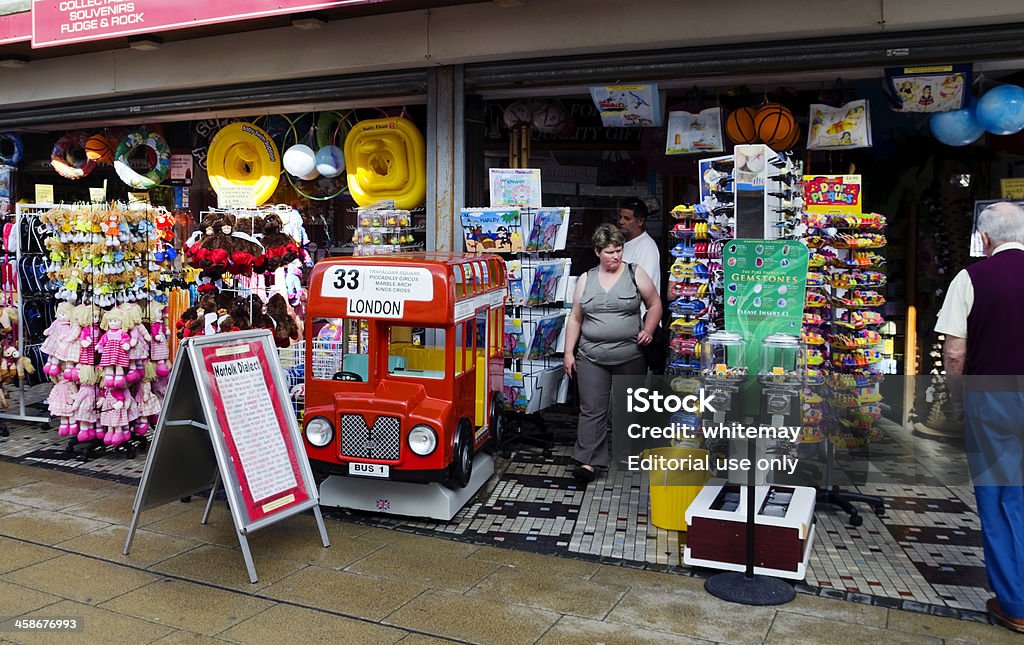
<box><xmin>0</xmin><ymin>461</ymin><xmax>1016</xmax><ymax>645</ymax></box>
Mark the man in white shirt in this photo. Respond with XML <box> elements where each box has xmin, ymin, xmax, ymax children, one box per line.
<box><xmin>618</xmin><ymin>198</ymin><xmax>661</xmax><ymax>295</ymax></box>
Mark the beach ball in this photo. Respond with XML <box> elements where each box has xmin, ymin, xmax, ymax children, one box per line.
<box><xmin>930</xmin><ymin>99</ymin><xmax>985</xmax><ymax>146</ymax></box>
<box><xmin>283</xmin><ymin>144</ymin><xmax>316</xmax><ymax>177</ymax></box>
<box><xmin>532</xmin><ymin>103</ymin><xmax>568</xmax><ymax>134</ymax></box>
<box><xmin>314</xmin><ymin>145</ymin><xmax>345</xmax><ymax>178</ymax></box>
<box><xmin>976</xmin><ymin>85</ymin><xmax>1024</xmax><ymax>135</ymax></box>
<box><xmin>503</xmin><ymin>101</ymin><xmax>535</xmax><ymax>128</ymax></box>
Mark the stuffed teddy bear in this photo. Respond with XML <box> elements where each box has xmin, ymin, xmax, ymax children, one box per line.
<box><xmin>259</xmin><ymin>212</ymin><xmax>300</xmax><ymax>272</ymax></box>
<box><xmin>265</xmin><ymin>293</ymin><xmax>299</xmax><ymax>348</ymax></box>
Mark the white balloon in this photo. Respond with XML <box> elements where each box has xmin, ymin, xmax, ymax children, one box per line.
<box><xmin>299</xmin><ymin>168</ymin><xmax>320</xmax><ymax>181</ymax></box>
<box><xmin>283</xmin><ymin>144</ymin><xmax>316</xmax><ymax>177</ymax></box>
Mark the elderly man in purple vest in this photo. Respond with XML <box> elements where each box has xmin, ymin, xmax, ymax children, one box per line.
<box><xmin>936</xmin><ymin>201</ymin><xmax>1024</xmax><ymax>633</ymax></box>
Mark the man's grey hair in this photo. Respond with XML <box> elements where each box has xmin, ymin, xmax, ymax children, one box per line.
<box><xmin>977</xmin><ymin>201</ymin><xmax>1024</xmax><ymax>244</ymax></box>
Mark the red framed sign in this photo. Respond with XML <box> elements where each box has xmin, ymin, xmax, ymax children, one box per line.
<box><xmin>200</xmin><ymin>339</ymin><xmax>309</xmax><ymax>522</ymax></box>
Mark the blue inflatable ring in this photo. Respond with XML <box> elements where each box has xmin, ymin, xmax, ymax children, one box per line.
<box><xmin>0</xmin><ymin>132</ymin><xmax>23</xmax><ymax>166</ymax></box>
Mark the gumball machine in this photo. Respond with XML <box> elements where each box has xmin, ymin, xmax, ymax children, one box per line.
<box><xmin>700</xmin><ymin>330</ymin><xmax>749</xmax><ymax>421</ymax></box>
<box><xmin>758</xmin><ymin>333</ymin><xmax>805</xmax><ymax>423</ymax></box>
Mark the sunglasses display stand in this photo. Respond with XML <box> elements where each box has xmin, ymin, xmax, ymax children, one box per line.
<box><xmin>0</xmin><ymin>204</ymin><xmax>57</xmax><ymax>429</ymax></box>
<box><xmin>796</xmin><ymin>187</ymin><xmax>890</xmax><ymax>526</ymax></box>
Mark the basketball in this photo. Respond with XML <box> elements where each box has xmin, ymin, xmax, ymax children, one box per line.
<box><xmin>769</xmin><ymin>124</ymin><xmax>801</xmax><ymax>152</ymax></box>
<box><xmin>84</xmin><ymin>134</ymin><xmax>114</xmax><ymax>164</ymax></box>
<box><xmin>725</xmin><ymin>107</ymin><xmax>759</xmax><ymax>144</ymax></box>
<box><xmin>756</xmin><ymin>104</ymin><xmax>796</xmax><ymax>146</ymax></box>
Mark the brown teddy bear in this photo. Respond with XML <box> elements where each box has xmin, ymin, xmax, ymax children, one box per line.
<box><xmin>265</xmin><ymin>293</ymin><xmax>299</xmax><ymax>348</ymax></box>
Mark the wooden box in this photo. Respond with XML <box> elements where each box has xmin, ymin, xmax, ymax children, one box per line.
<box><xmin>683</xmin><ymin>479</ymin><xmax>816</xmax><ymax>580</ymax></box>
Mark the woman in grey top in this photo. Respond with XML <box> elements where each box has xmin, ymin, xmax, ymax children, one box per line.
<box><xmin>563</xmin><ymin>223</ymin><xmax>662</xmax><ymax>482</ymax></box>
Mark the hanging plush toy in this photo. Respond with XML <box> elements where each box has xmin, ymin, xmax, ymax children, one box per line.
<box><xmin>133</xmin><ymin>364</ymin><xmax>162</xmax><ymax>435</ymax></box>
<box><xmin>121</xmin><ymin>302</ymin><xmax>150</xmax><ymax>384</ymax></box>
<box><xmin>265</xmin><ymin>293</ymin><xmax>300</xmax><ymax>348</ymax></box>
<box><xmin>96</xmin><ymin>306</ymin><xmax>132</xmax><ymax>389</ymax></box>
<box><xmin>41</xmin><ymin>302</ymin><xmax>78</xmax><ymax>377</ymax></box>
<box><xmin>259</xmin><ymin>212</ymin><xmax>300</xmax><ymax>272</ymax></box>
<box><xmin>2</xmin><ymin>346</ymin><xmax>36</xmax><ymax>383</ymax></box>
<box><xmin>70</xmin><ymin>365</ymin><xmax>100</xmax><ymax>442</ymax></box>
<box><xmin>72</xmin><ymin>304</ymin><xmax>100</xmax><ymax>371</ymax></box>
<box><xmin>98</xmin><ymin>386</ymin><xmax>132</xmax><ymax>446</ymax></box>
<box><xmin>146</xmin><ymin>300</ymin><xmax>171</xmax><ymax>377</ymax></box>
<box><xmin>48</xmin><ymin>371</ymin><xmax>79</xmax><ymax>437</ymax></box>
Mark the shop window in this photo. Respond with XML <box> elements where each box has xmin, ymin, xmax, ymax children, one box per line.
<box><xmin>388</xmin><ymin>325</ymin><xmax>446</xmax><ymax>379</ymax></box>
<box><xmin>310</xmin><ymin>317</ymin><xmax>369</xmax><ymax>381</ymax></box>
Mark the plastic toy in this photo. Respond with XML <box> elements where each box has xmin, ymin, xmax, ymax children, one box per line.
<box><xmin>344</xmin><ymin>117</ymin><xmax>427</xmax><ymax>209</ymax></box>
<box><xmin>206</xmin><ymin>122</ymin><xmax>281</xmax><ymax>205</ymax></box>
<box><xmin>303</xmin><ymin>253</ymin><xmax>505</xmax><ymax>489</ymax></box>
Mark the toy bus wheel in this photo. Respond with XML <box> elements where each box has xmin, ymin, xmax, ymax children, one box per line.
<box><xmin>445</xmin><ymin>421</ymin><xmax>473</xmax><ymax>489</ymax></box>
<box><xmin>484</xmin><ymin>396</ymin><xmax>504</xmax><ymax>455</ymax></box>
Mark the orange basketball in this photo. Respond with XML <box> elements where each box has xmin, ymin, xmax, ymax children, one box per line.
<box><xmin>725</xmin><ymin>107</ymin><xmax>759</xmax><ymax>144</ymax></box>
<box><xmin>756</xmin><ymin>104</ymin><xmax>796</xmax><ymax>146</ymax></box>
<box><xmin>769</xmin><ymin>124</ymin><xmax>800</xmax><ymax>152</ymax></box>
<box><xmin>84</xmin><ymin>134</ymin><xmax>114</xmax><ymax>164</ymax></box>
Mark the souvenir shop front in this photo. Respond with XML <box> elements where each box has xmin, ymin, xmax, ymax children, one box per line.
<box><xmin>1</xmin><ymin>1</ymin><xmax>1024</xmax><ymax>620</ymax></box>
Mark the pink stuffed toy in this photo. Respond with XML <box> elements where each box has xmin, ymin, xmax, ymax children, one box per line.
<box><xmin>41</xmin><ymin>302</ymin><xmax>78</xmax><ymax>377</ymax></box>
<box><xmin>70</xmin><ymin>365</ymin><xmax>100</xmax><ymax>442</ymax></box>
<box><xmin>48</xmin><ymin>374</ymin><xmax>78</xmax><ymax>437</ymax></box>
<box><xmin>95</xmin><ymin>307</ymin><xmax>132</xmax><ymax>389</ymax></box>
<box><xmin>147</xmin><ymin>301</ymin><xmax>171</xmax><ymax>377</ymax></box>
<box><xmin>99</xmin><ymin>387</ymin><xmax>131</xmax><ymax>445</ymax></box>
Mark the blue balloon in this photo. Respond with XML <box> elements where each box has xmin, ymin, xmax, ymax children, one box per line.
<box><xmin>314</xmin><ymin>145</ymin><xmax>345</xmax><ymax>178</ymax></box>
<box><xmin>976</xmin><ymin>84</ymin><xmax>1024</xmax><ymax>135</ymax></box>
<box><xmin>930</xmin><ymin>102</ymin><xmax>985</xmax><ymax>146</ymax></box>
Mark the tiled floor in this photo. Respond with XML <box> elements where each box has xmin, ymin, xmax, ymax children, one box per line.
<box><xmin>0</xmin><ymin>405</ymin><xmax>994</xmax><ymax>622</ymax></box>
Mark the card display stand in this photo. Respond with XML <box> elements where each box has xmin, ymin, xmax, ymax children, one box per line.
<box><xmin>461</xmin><ymin>206</ymin><xmax>572</xmax><ymax>448</ymax></box>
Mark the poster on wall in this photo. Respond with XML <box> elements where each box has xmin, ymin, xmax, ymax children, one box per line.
<box><xmin>724</xmin><ymin>239</ymin><xmax>809</xmax><ymax>412</ymax></box>
<box><xmin>807</xmin><ymin>100</ymin><xmax>872</xmax><ymax>150</ymax></box>
<box><xmin>589</xmin><ymin>84</ymin><xmax>663</xmax><ymax>127</ymax></box>
<box><xmin>885</xmin><ymin>64</ymin><xmax>972</xmax><ymax>113</ymax></box>
<box><xmin>664</xmin><ymin>107</ymin><xmax>724</xmax><ymax>155</ymax></box>
<box><xmin>803</xmin><ymin>175</ymin><xmax>862</xmax><ymax>215</ymax></box>
<box><xmin>488</xmin><ymin>168</ymin><xmax>541</xmax><ymax>208</ymax></box>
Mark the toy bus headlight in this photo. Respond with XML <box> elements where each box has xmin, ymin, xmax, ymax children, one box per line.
<box><xmin>408</xmin><ymin>424</ymin><xmax>438</xmax><ymax>456</ymax></box>
<box><xmin>305</xmin><ymin>417</ymin><xmax>334</xmax><ymax>447</ymax></box>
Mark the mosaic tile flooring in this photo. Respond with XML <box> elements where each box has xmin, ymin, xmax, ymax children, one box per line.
<box><xmin>0</xmin><ymin>401</ymin><xmax>993</xmax><ymax>619</ymax></box>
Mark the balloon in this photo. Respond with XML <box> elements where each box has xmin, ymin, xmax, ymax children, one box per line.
<box><xmin>314</xmin><ymin>145</ymin><xmax>345</xmax><ymax>178</ymax></box>
<box><xmin>930</xmin><ymin>102</ymin><xmax>985</xmax><ymax>146</ymax></box>
<box><xmin>298</xmin><ymin>169</ymin><xmax>321</xmax><ymax>181</ymax></box>
<box><xmin>283</xmin><ymin>144</ymin><xmax>316</xmax><ymax>177</ymax></box>
<box><xmin>531</xmin><ymin>103</ymin><xmax>568</xmax><ymax>134</ymax></box>
<box><xmin>976</xmin><ymin>85</ymin><xmax>1024</xmax><ymax>135</ymax></box>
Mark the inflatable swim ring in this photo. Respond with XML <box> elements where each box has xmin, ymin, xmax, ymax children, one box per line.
<box><xmin>207</xmin><ymin>122</ymin><xmax>281</xmax><ymax>205</ymax></box>
<box><xmin>114</xmin><ymin>128</ymin><xmax>171</xmax><ymax>189</ymax></box>
<box><xmin>0</xmin><ymin>132</ymin><xmax>23</xmax><ymax>166</ymax></box>
<box><xmin>344</xmin><ymin>116</ymin><xmax>426</xmax><ymax>209</ymax></box>
<box><xmin>51</xmin><ymin>132</ymin><xmax>96</xmax><ymax>180</ymax></box>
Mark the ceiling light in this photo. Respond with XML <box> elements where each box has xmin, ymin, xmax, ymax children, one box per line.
<box><xmin>128</xmin><ymin>36</ymin><xmax>162</xmax><ymax>51</ymax></box>
<box><xmin>0</xmin><ymin>56</ymin><xmax>29</xmax><ymax>69</ymax></box>
<box><xmin>291</xmin><ymin>15</ymin><xmax>326</xmax><ymax>30</ymax></box>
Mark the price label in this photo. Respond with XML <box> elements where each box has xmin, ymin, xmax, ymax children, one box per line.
<box><xmin>34</xmin><ymin>184</ymin><xmax>54</xmax><ymax>204</ymax></box>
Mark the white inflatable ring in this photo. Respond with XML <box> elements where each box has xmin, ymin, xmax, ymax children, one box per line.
<box><xmin>114</xmin><ymin>128</ymin><xmax>171</xmax><ymax>189</ymax></box>
<box><xmin>207</xmin><ymin>122</ymin><xmax>281</xmax><ymax>205</ymax></box>
<box><xmin>51</xmin><ymin>132</ymin><xmax>96</xmax><ymax>180</ymax></box>
<box><xmin>345</xmin><ymin>116</ymin><xmax>426</xmax><ymax>209</ymax></box>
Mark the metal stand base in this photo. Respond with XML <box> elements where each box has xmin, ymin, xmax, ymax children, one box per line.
<box><xmin>816</xmin><ymin>485</ymin><xmax>886</xmax><ymax>528</ymax></box>
<box><xmin>704</xmin><ymin>572</ymin><xmax>796</xmax><ymax>606</ymax></box>
<box><xmin>319</xmin><ymin>453</ymin><xmax>494</xmax><ymax>521</ymax></box>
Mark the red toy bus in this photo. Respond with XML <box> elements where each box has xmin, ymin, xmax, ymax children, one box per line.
<box><xmin>302</xmin><ymin>253</ymin><xmax>506</xmax><ymax>488</ymax></box>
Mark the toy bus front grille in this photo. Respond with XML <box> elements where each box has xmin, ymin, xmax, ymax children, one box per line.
<box><xmin>340</xmin><ymin>414</ymin><xmax>401</xmax><ymax>461</ymax></box>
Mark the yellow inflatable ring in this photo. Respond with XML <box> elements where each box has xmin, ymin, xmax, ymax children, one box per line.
<box><xmin>344</xmin><ymin>116</ymin><xmax>426</xmax><ymax>209</ymax></box>
<box><xmin>51</xmin><ymin>132</ymin><xmax>97</xmax><ymax>180</ymax></box>
<box><xmin>207</xmin><ymin>122</ymin><xmax>281</xmax><ymax>205</ymax></box>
